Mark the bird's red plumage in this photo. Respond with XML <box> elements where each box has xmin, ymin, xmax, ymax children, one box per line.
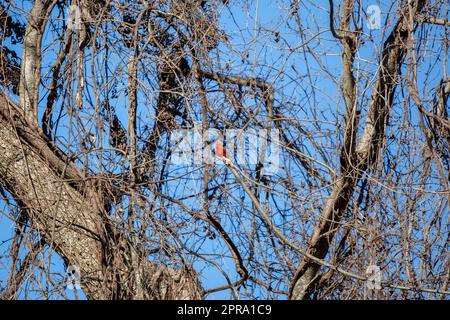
<box><xmin>215</xmin><ymin>140</ymin><xmax>228</xmax><ymax>158</ymax></box>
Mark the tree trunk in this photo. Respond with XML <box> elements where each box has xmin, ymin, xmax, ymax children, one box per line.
<box><xmin>290</xmin><ymin>0</ymin><xmax>427</xmax><ymax>299</ymax></box>
<box><xmin>0</xmin><ymin>94</ymin><xmax>203</xmax><ymax>299</ymax></box>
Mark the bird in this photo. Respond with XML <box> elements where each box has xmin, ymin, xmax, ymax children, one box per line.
<box><xmin>81</xmin><ymin>131</ymin><xmax>96</xmax><ymax>151</ymax></box>
<box><xmin>215</xmin><ymin>140</ymin><xmax>228</xmax><ymax>159</ymax></box>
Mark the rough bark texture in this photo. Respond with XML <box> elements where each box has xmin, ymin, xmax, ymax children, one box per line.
<box><xmin>0</xmin><ymin>94</ymin><xmax>203</xmax><ymax>299</ymax></box>
<box><xmin>18</xmin><ymin>0</ymin><xmax>51</xmax><ymax>123</ymax></box>
<box><xmin>290</xmin><ymin>0</ymin><xmax>427</xmax><ymax>300</ymax></box>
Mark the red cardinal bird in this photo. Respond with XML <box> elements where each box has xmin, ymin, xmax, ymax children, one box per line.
<box><xmin>215</xmin><ymin>140</ymin><xmax>228</xmax><ymax>159</ymax></box>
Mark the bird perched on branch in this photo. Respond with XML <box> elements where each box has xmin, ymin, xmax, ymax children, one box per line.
<box><xmin>215</xmin><ymin>140</ymin><xmax>229</xmax><ymax>160</ymax></box>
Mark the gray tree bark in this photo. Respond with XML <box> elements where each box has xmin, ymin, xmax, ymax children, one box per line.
<box><xmin>290</xmin><ymin>0</ymin><xmax>427</xmax><ymax>299</ymax></box>
<box><xmin>0</xmin><ymin>94</ymin><xmax>203</xmax><ymax>299</ymax></box>
<box><xmin>1</xmin><ymin>0</ymin><xmax>203</xmax><ymax>299</ymax></box>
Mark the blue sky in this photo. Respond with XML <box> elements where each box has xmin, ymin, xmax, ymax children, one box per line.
<box><xmin>1</xmin><ymin>0</ymin><xmax>448</xmax><ymax>299</ymax></box>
